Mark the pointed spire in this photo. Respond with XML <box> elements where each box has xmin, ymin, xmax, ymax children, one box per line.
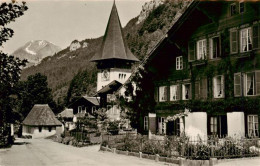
<box><xmin>90</xmin><ymin>1</ymin><xmax>139</xmax><ymax>62</ymax></box>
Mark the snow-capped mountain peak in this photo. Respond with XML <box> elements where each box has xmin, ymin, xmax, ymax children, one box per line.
<box><xmin>12</xmin><ymin>40</ymin><xmax>62</xmax><ymax>67</ymax></box>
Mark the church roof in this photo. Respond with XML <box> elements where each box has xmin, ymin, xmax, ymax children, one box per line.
<box><xmin>90</xmin><ymin>2</ymin><xmax>139</xmax><ymax>62</ymax></box>
<box><xmin>23</xmin><ymin>104</ymin><xmax>62</xmax><ymax>126</ymax></box>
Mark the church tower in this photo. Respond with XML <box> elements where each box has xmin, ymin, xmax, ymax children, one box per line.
<box><xmin>90</xmin><ymin>1</ymin><xmax>139</xmax><ymax>92</ymax></box>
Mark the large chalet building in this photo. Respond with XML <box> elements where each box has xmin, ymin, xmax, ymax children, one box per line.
<box><xmin>140</xmin><ymin>1</ymin><xmax>260</xmax><ymax>139</ymax></box>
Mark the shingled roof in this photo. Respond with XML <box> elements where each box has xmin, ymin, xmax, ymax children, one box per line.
<box><xmin>23</xmin><ymin>104</ymin><xmax>62</xmax><ymax>126</ymax></box>
<box><xmin>90</xmin><ymin>1</ymin><xmax>139</xmax><ymax>62</ymax></box>
<box><xmin>58</xmin><ymin>108</ymin><xmax>74</xmax><ymax>118</ymax></box>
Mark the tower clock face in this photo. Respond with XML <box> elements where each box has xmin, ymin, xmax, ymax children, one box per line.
<box><xmin>101</xmin><ymin>69</ymin><xmax>110</xmax><ymax>81</ymax></box>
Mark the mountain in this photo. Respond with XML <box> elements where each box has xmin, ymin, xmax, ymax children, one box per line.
<box><xmin>20</xmin><ymin>0</ymin><xmax>190</xmax><ymax>104</ymax></box>
<box><xmin>13</xmin><ymin>40</ymin><xmax>61</xmax><ymax>67</ymax></box>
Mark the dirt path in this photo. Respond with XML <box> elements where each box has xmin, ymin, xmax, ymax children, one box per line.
<box><xmin>0</xmin><ymin>138</ymin><xmax>166</xmax><ymax>166</ymax></box>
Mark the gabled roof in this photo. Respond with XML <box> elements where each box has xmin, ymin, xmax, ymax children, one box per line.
<box><xmin>82</xmin><ymin>96</ymin><xmax>100</xmax><ymax>106</ymax></box>
<box><xmin>90</xmin><ymin>2</ymin><xmax>139</xmax><ymax>62</ymax></box>
<box><xmin>69</xmin><ymin>96</ymin><xmax>100</xmax><ymax>108</ymax></box>
<box><xmin>97</xmin><ymin>80</ymin><xmax>122</xmax><ymax>95</ymax></box>
<box><xmin>23</xmin><ymin>104</ymin><xmax>62</xmax><ymax>126</ymax></box>
<box><xmin>58</xmin><ymin>108</ymin><xmax>74</xmax><ymax>118</ymax></box>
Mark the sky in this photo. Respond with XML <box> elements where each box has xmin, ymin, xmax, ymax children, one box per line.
<box><xmin>2</xmin><ymin>0</ymin><xmax>150</xmax><ymax>54</ymax></box>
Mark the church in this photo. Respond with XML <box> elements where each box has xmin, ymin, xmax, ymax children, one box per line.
<box><xmin>90</xmin><ymin>1</ymin><xmax>139</xmax><ymax>121</ymax></box>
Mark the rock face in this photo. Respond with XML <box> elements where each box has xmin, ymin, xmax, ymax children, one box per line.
<box><xmin>70</xmin><ymin>40</ymin><xmax>81</xmax><ymax>51</ymax></box>
<box><xmin>137</xmin><ymin>0</ymin><xmax>164</xmax><ymax>24</ymax></box>
<box><xmin>12</xmin><ymin>40</ymin><xmax>61</xmax><ymax>67</ymax></box>
<box><xmin>82</xmin><ymin>42</ymin><xmax>88</xmax><ymax>48</ymax></box>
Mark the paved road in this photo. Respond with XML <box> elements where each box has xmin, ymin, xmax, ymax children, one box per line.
<box><xmin>217</xmin><ymin>157</ymin><xmax>260</xmax><ymax>166</ymax></box>
<box><xmin>0</xmin><ymin>138</ymin><xmax>165</xmax><ymax>166</ymax></box>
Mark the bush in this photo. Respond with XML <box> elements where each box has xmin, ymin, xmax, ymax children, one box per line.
<box><xmin>107</xmin><ymin>121</ymin><xmax>119</xmax><ymax>135</ymax></box>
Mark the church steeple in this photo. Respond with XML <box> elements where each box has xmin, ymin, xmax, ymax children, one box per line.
<box><xmin>90</xmin><ymin>1</ymin><xmax>139</xmax><ymax>62</ymax></box>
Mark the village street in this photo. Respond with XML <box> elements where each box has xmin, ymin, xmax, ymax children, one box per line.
<box><xmin>0</xmin><ymin>138</ymin><xmax>165</xmax><ymax>166</ymax></box>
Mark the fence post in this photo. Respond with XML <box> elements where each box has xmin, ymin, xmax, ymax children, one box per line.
<box><xmin>139</xmin><ymin>152</ymin><xmax>142</xmax><ymax>159</ymax></box>
<box><xmin>179</xmin><ymin>158</ymin><xmax>185</xmax><ymax>166</ymax></box>
<box><xmin>211</xmin><ymin>146</ymin><xmax>214</xmax><ymax>158</ymax></box>
<box><xmin>155</xmin><ymin>154</ymin><xmax>159</xmax><ymax>162</ymax></box>
<box><xmin>181</xmin><ymin>143</ymin><xmax>184</xmax><ymax>157</ymax></box>
<box><xmin>112</xmin><ymin>148</ymin><xmax>116</xmax><ymax>153</ymax></box>
<box><xmin>209</xmin><ymin>158</ymin><xmax>217</xmax><ymax>166</ymax></box>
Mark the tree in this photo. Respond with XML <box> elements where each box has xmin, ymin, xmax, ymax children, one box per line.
<box><xmin>16</xmin><ymin>73</ymin><xmax>59</xmax><ymax>118</ymax></box>
<box><xmin>119</xmin><ymin>68</ymin><xmax>156</xmax><ymax>133</ymax></box>
<box><xmin>0</xmin><ymin>1</ymin><xmax>28</xmax><ymax>127</ymax></box>
<box><xmin>0</xmin><ymin>1</ymin><xmax>28</xmax><ymax>147</ymax></box>
<box><xmin>65</xmin><ymin>67</ymin><xmax>97</xmax><ymax>106</ymax></box>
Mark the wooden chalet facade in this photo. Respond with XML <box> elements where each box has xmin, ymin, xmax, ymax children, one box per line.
<box><xmin>69</xmin><ymin>96</ymin><xmax>100</xmax><ymax>117</ymax></box>
<box><xmin>142</xmin><ymin>1</ymin><xmax>260</xmax><ymax>138</ymax></box>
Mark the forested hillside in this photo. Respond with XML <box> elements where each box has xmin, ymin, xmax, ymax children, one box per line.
<box><xmin>21</xmin><ymin>0</ymin><xmax>190</xmax><ymax>106</ymax></box>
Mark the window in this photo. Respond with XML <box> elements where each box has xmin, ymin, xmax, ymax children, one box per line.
<box><xmin>182</xmin><ymin>83</ymin><xmax>191</xmax><ymax>100</ymax></box>
<box><xmin>208</xmin><ymin>115</ymin><xmax>227</xmax><ymax>137</ymax></box>
<box><xmin>39</xmin><ymin>126</ymin><xmax>42</xmax><ymax>133</ymax></box>
<box><xmin>210</xmin><ymin>36</ymin><xmax>220</xmax><ymax>59</ymax></box>
<box><xmin>248</xmin><ymin>115</ymin><xmax>259</xmax><ymax>137</ymax></box>
<box><xmin>91</xmin><ymin>106</ymin><xmax>96</xmax><ymax>114</ymax></box>
<box><xmin>239</xmin><ymin>2</ymin><xmax>244</xmax><ymax>13</ymax></box>
<box><xmin>48</xmin><ymin>127</ymin><xmax>52</xmax><ymax>132</ymax></box>
<box><xmin>195</xmin><ymin>78</ymin><xmax>208</xmax><ymax>99</ymax></box>
<box><xmin>82</xmin><ymin>105</ymin><xmax>85</xmax><ymax>113</ymax></box>
<box><xmin>230</xmin><ymin>3</ymin><xmax>236</xmax><ymax>16</ymax></box>
<box><xmin>78</xmin><ymin>106</ymin><xmax>82</xmax><ymax>113</ymax></box>
<box><xmin>170</xmin><ymin>85</ymin><xmax>180</xmax><ymax>101</ymax></box>
<box><xmin>159</xmin><ymin>86</ymin><xmax>167</xmax><ymax>102</ymax></box>
<box><xmin>240</xmin><ymin>28</ymin><xmax>252</xmax><ymax>52</ymax></box>
<box><xmin>176</xmin><ymin>56</ymin><xmax>183</xmax><ymax>70</ymax></box>
<box><xmin>213</xmin><ymin>75</ymin><xmax>224</xmax><ymax>98</ymax></box>
<box><xmin>235</xmin><ymin>71</ymin><xmax>260</xmax><ymax>97</ymax></box>
<box><xmin>210</xmin><ymin>117</ymin><xmax>217</xmax><ymax>135</ymax></box>
<box><xmin>166</xmin><ymin>118</ymin><xmax>182</xmax><ymax>136</ymax></box>
<box><xmin>144</xmin><ymin>116</ymin><xmax>148</xmax><ymax>131</ymax></box>
<box><xmin>158</xmin><ymin>117</ymin><xmax>166</xmax><ymax>135</ymax></box>
<box><xmin>245</xmin><ymin>72</ymin><xmax>255</xmax><ymax>96</ymax></box>
<box><xmin>197</xmin><ymin>39</ymin><xmax>207</xmax><ymax>60</ymax></box>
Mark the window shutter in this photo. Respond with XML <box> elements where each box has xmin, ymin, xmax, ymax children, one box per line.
<box><xmin>188</xmin><ymin>41</ymin><xmax>195</xmax><ymax>61</ymax></box>
<box><xmin>255</xmin><ymin>71</ymin><xmax>260</xmax><ymax>96</ymax></box>
<box><xmin>245</xmin><ymin>115</ymin><xmax>248</xmax><ymax>137</ymax></box>
<box><xmin>253</xmin><ymin>24</ymin><xmax>259</xmax><ymax>49</ymax></box>
<box><xmin>200</xmin><ymin>78</ymin><xmax>208</xmax><ymax>99</ymax></box>
<box><xmin>163</xmin><ymin>86</ymin><xmax>167</xmax><ymax>101</ymax></box>
<box><xmin>221</xmin><ymin>76</ymin><xmax>225</xmax><ymax>98</ymax></box>
<box><xmin>189</xmin><ymin>84</ymin><xmax>192</xmax><ymax>99</ymax></box>
<box><xmin>207</xmin><ymin>115</ymin><xmax>210</xmax><ymax>135</ymax></box>
<box><xmin>154</xmin><ymin>87</ymin><xmax>158</xmax><ymax>102</ymax></box>
<box><xmin>234</xmin><ymin>73</ymin><xmax>242</xmax><ymax>97</ymax></box>
<box><xmin>176</xmin><ymin>85</ymin><xmax>181</xmax><ymax>100</ymax></box>
<box><xmin>194</xmin><ymin>81</ymin><xmax>200</xmax><ymax>99</ymax></box>
<box><xmin>167</xmin><ymin>86</ymin><xmax>170</xmax><ymax>101</ymax></box>
<box><xmin>230</xmin><ymin>30</ymin><xmax>238</xmax><ymax>53</ymax></box>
